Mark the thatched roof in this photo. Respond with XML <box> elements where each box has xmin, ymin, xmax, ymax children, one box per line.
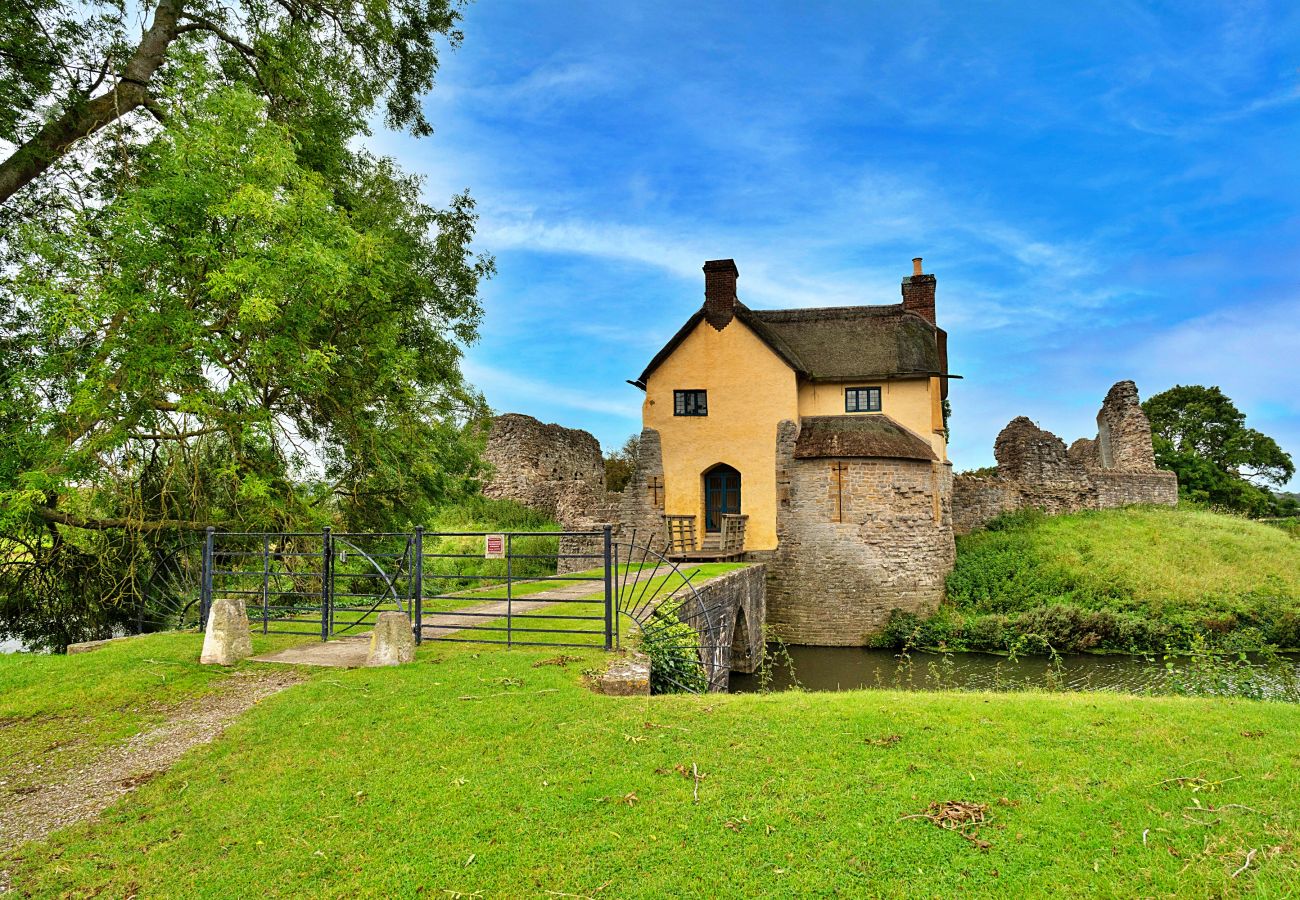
<box><xmin>793</xmin><ymin>415</ymin><xmax>937</xmax><ymax>461</ymax></box>
<box><xmin>746</xmin><ymin>305</ymin><xmax>942</xmax><ymax>381</ymax></box>
<box><xmin>632</xmin><ymin>302</ymin><xmax>945</xmax><ymax>388</ymax></box>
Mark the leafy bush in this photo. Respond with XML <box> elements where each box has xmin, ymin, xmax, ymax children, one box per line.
<box><xmin>637</xmin><ymin>600</ymin><xmax>707</xmax><ymax>694</ymax></box>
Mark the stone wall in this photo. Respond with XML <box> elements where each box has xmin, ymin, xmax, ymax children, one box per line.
<box><xmin>617</xmin><ymin>428</ymin><xmax>668</xmax><ymax>551</ymax></box>
<box><xmin>483</xmin><ymin>413</ymin><xmax>607</xmax><ymax>519</ymax></box>
<box><xmin>766</xmin><ymin>419</ymin><xmax>955</xmax><ymax>646</ymax></box>
<box><xmin>952</xmin><ymin>380</ymin><xmax>1177</xmax><ymax>534</ymax></box>
<box><xmin>482</xmin><ymin>413</ymin><xmax>616</xmax><ymax>573</ymax></box>
<box><xmin>673</xmin><ymin>564</ymin><xmax>767</xmax><ymax>690</ymax></box>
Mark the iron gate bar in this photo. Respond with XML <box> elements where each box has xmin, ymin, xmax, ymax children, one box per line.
<box><xmin>261</xmin><ymin>534</ymin><xmax>270</xmax><ymax>634</ymax></box>
<box><xmin>506</xmin><ymin>533</ymin><xmax>513</xmax><ymax>648</ymax></box>
<box><xmin>321</xmin><ymin>526</ymin><xmax>331</xmax><ymax>642</ymax></box>
<box><xmin>413</xmin><ymin>526</ymin><xmax>424</xmax><ymax>645</ymax></box>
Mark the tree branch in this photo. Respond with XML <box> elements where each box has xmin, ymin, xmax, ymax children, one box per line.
<box><xmin>33</xmin><ymin>506</ymin><xmax>218</xmax><ymax>533</ymax></box>
<box><xmin>0</xmin><ymin>0</ymin><xmax>184</xmax><ymax>207</ymax></box>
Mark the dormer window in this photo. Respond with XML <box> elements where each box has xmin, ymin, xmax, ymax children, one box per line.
<box><xmin>674</xmin><ymin>390</ymin><xmax>708</xmax><ymax>416</ymax></box>
<box><xmin>845</xmin><ymin>386</ymin><xmax>881</xmax><ymax>413</ymax></box>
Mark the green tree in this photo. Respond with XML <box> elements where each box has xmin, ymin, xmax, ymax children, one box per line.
<box><xmin>1142</xmin><ymin>385</ymin><xmax>1294</xmax><ymax>516</ymax></box>
<box><xmin>603</xmin><ymin>434</ymin><xmax>642</xmax><ymax>493</ymax></box>
<box><xmin>0</xmin><ymin>0</ymin><xmax>464</xmax><ymax>207</ymax></box>
<box><xmin>0</xmin><ymin>83</ymin><xmax>493</xmax><ymax>649</ymax></box>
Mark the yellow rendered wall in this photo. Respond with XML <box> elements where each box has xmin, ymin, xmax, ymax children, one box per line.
<box><xmin>643</xmin><ymin>319</ymin><xmax>798</xmax><ymax>550</ymax></box>
<box><xmin>796</xmin><ymin>377</ymin><xmax>947</xmax><ymax>460</ymax></box>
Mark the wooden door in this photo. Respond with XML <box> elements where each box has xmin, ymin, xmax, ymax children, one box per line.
<box><xmin>704</xmin><ymin>465</ymin><xmax>741</xmax><ymax>533</ymax></box>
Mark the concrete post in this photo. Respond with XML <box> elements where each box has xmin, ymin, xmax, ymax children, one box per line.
<box><xmin>366</xmin><ymin>611</ymin><xmax>416</xmax><ymax>667</ymax></box>
<box><xmin>200</xmin><ymin>597</ymin><xmax>253</xmax><ymax>665</ymax></box>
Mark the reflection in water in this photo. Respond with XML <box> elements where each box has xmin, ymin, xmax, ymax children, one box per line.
<box><xmin>728</xmin><ymin>645</ymin><xmax>1300</xmax><ymax>700</ymax></box>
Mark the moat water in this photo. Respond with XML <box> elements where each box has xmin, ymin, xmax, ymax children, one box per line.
<box><xmin>728</xmin><ymin>645</ymin><xmax>1300</xmax><ymax>700</ymax></box>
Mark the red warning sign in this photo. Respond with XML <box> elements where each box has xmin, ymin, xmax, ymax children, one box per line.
<box><xmin>484</xmin><ymin>534</ymin><xmax>505</xmax><ymax>559</ymax></box>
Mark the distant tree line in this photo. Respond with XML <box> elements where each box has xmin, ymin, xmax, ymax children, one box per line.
<box><xmin>604</xmin><ymin>435</ymin><xmax>641</xmax><ymax>493</ymax></box>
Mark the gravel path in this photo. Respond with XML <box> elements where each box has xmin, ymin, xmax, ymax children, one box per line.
<box><xmin>0</xmin><ymin>668</ymin><xmax>304</xmax><ymax>892</ymax></box>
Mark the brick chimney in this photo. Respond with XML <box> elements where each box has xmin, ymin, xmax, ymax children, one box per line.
<box><xmin>703</xmin><ymin>258</ymin><xmax>739</xmax><ymax>330</ymax></box>
<box><xmin>901</xmin><ymin>256</ymin><xmax>936</xmax><ymax>324</ymax></box>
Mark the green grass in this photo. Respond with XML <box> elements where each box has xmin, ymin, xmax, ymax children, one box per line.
<box><xmin>5</xmin><ymin>636</ymin><xmax>1300</xmax><ymax>897</ymax></box>
<box><xmin>892</xmin><ymin>505</ymin><xmax>1300</xmax><ymax>654</ymax></box>
<box><xmin>0</xmin><ymin>632</ymin><xmax>307</xmax><ymax>789</ymax></box>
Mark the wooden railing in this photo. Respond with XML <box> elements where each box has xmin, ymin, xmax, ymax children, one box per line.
<box><xmin>665</xmin><ymin>515</ymin><xmax>697</xmax><ymax>554</ymax></box>
<box><xmin>663</xmin><ymin>513</ymin><xmax>747</xmax><ymax>556</ymax></box>
<box><xmin>719</xmin><ymin>514</ymin><xmax>748</xmax><ymax>553</ymax></box>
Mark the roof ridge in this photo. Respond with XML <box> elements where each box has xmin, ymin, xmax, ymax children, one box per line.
<box><xmin>750</xmin><ymin>304</ymin><xmax>906</xmax><ymax>320</ymax></box>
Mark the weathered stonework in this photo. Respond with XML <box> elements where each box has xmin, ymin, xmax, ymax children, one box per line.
<box><xmin>1096</xmin><ymin>380</ymin><xmax>1158</xmax><ymax>472</ymax></box>
<box><xmin>366</xmin><ymin>611</ymin><xmax>415</xmax><ymax>666</ymax></box>
<box><xmin>952</xmin><ymin>381</ymin><xmax>1177</xmax><ymax>534</ymax></box>
<box><xmin>671</xmin><ymin>563</ymin><xmax>767</xmax><ymax>689</ymax></box>
<box><xmin>483</xmin><ymin>413</ymin><xmax>606</xmax><ymax>520</ymax></box>
<box><xmin>590</xmin><ymin>652</ymin><xmax>651</xmax><ymax>696</ymax></box>
<box><xmin>483</xmin><ymin>413</ymin><xmax>621</xmax><ymax>573</ymax></box>
<box><xmin>766</xmin><ymin>420</ymin><xmax>955</xmax><ymax>646</ymax></box>
<box><xmin>617</xmin><ymin>428</ymin><xmax>668</xmax><ymax>551</ymax></box>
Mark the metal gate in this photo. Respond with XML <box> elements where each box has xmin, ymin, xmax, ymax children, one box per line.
<box><xmin>198</xmin><ymin>526</ymin><xmax>617</xmax><ymax>649</ymax></box>
<box><xmin>197</xmin><ymin>524</ymin><xmax>736</xmax><ymax>691</ymax></box>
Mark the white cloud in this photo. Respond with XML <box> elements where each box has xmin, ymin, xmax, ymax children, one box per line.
<box><xmin>462</xmin><ymin>359</ymin><xmax>640</xmax><ymax>420</ymax></box>
<box><xmin>1125</xmin><ymin>298</ymin><xmax>1300</xmax><ymax>415</ymax></box>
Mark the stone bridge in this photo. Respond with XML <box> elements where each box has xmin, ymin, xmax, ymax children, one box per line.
<box><xmin>664</xmin><ymin>563</ymin><xmax>766</xmax><ymax>691</ymax></box>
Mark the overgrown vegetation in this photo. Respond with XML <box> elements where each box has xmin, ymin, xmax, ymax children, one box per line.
<box><xmin>603</xmin><ymin>434</ymin><xmax>641</xmax><ymax>493</ymax></box>
<box><xmin>5</xmin><ymin>635</ymin><xmax>1300</xmax><ymax>896</ymax></box>
<box><xmin>876</xmin><ymin>505</ymin><xmax>1300</xmax><ymax>655</ymax></box>
<box><xmin>636</xmin><ymin>597</ymin><xmax>709</xmax><ymax>694</ymax></box>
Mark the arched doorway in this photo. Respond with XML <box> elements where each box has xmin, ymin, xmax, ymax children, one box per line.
<box><xmin>703</xmin><ymin>463</ymin><xmax>741</xmax><ymax>533</ymax></box>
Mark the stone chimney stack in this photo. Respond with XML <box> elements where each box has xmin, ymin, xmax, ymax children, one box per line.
<box><xmin>901</xmin><ymin>257</ymin><xmax>936</xmax><ymax>324</ymax></box>
<box><xmin>703</xmin><ymin>258</ymin><xmax>739</xmax><ymax>330</ymax></box>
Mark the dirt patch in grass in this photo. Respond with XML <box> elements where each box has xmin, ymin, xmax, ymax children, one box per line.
<box><xmin>0</xmin><ymin>668</ymin><xmax>303</xmax><ymax>861</ymax></box>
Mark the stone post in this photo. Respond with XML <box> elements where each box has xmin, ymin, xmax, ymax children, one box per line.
<box><xmin>200</xmin><ymin>597</ymin><xmax>253</xmax><ymax>665</ymax></box>
<box><xmin>366</xmin><ymin>611</ymin><xmax>416</xmax><ymax>667</ymax></box>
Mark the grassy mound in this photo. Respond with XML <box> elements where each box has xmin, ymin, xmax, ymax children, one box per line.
<box><xmin>881</xmin><ymin>505</ymin><xmax>1300</xmax><ymax>654</ymax></box>
<box><xmin>5</xmin><ymin>635</ymin><xmax>1300</xmax><ymax>896</ymax></box>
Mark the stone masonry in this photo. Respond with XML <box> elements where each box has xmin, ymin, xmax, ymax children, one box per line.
<box><xmin>952</xmin><ymin>380</ymin><xmax>1177</xmax><ymax>534</ymax></box>
<box><xmin>483</xmin><ymin>414</ymin><xmax>617</xmax><ymax>573</ymax></box>
<box><xmin>483</xmin><ymin>413</ymin><xmax>607</xmax><ymax>523</ymax></box>
<box><xmin>766</xmin><ymin>420</ymin><xmax>955</xmax><ymax>646</ymax></box>
<box><xmin>616</xmin><ymin>428</ymin><xmax>668</xmax><ymax>551</ymax></box>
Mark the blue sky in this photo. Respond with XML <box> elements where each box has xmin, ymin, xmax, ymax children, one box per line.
<box><xmin>375</xmin><ymin>0</ymin><xmax>1300</xmax><ymax>487</ymax></box>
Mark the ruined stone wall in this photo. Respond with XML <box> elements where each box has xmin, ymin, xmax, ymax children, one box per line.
<box><xmin>952</xmin><ymin>381</ymin><xmax>1177</xmax><ymax>534</ymax></box>
<box><xmin>766</xmin><ymin>420</ymin><xmax>955</xmax><ymax>646</ymax></box>
<box><xmin>1096</xmin><ymin>380</ymin><xmax>1158</xmax><ymax>472</ymax></box>
<box><xmin>482</xmin><ymin>414</ymin><xmax>617</xmax><ymax>574</ymax></box>
<box><xmin>1092</xmin><ymin>471</ymin><xmax>1179</xmax><ymax>508</ymax></box>
<box><xmin>483</xmin><ymin>414</ymin><xmax>606</xmax><ymax>521</ymax></box>
<box><xmin>617</xmin><ymin>428</ymin><xmax>668</xmax><ymax>551</ymax></box>
<box><xmin>951</xmin><ymin>476</ymin><xmax>1017</xmax><ymax>534</ymax></box>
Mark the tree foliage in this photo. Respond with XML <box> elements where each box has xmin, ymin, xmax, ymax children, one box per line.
<box><xmin>0</xmin><ymin>0</ymin><xmax>493</xmax><ymax>647</ymax></box>
<box><xmin>1143</xmin><ymin>385</ymin><xmax>1295</xmax><ymax>516</ymax></box>
<box><xmin>603</xmin><ymin>433</ymin><xmax>641</xmax><ymax>493</ymax></box>
<box><xmin>0</xmin><ymin>0</ymin><xmax>465</xmax><ymax>208</ymax></box>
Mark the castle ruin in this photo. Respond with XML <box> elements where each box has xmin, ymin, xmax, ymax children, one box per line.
<box><xmin>481</xmin><ymin>379</ymin><xmax>1176</xmax><ymax>645</ymax></box>
<box><xmin>951</xmin><ymin>380</ymin><xmax>1178</xmax><ymax>534</ymax></box>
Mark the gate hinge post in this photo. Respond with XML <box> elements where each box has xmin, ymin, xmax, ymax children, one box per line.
<box><xmin>603</xmin><ymin>525</ymin><xmax>614</xmax><ymax>651</ymax></box>
<box><xmin>413</xmin><ymin>526</ymin><xmax>424</xmax><ymax>646</ymax></box>
<box><xmin>321</xmin><ymin>525</ymin><xmax>332</xmax><ymax>642</ymax></box>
